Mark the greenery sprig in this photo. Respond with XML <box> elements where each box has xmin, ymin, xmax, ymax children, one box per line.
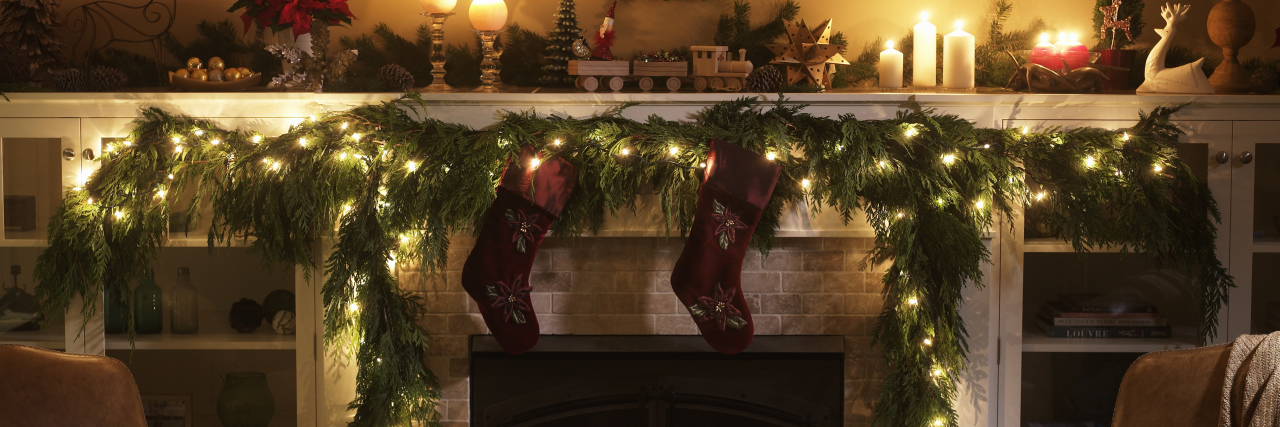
<box><xmin>35</xmin><ymin>95</ymin><xmax>1229</xmax><ymax>427</ymax></box>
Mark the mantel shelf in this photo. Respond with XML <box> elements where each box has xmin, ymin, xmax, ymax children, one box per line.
<box><xmin>106</xmin><ymin>331</ymin><xmax>295</xmax><ymax>350</ymax></box>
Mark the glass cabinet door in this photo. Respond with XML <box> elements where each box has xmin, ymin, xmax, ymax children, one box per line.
<box><xmin>0</xmin><ymin>119</ymin><xmax>82</xmax><ymax>245</ymax></box>
<box><xmin>1230</xmin><ymin>121</ymin><xmax>1280</xmax><ymax>340</ymax></box>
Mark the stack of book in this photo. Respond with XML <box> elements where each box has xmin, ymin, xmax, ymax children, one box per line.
<box><xmin>1036</xmin><ymin>293</ymin><xmax>1171</xmax><ymax>338</ymax></box>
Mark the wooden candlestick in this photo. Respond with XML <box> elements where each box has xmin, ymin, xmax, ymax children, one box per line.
<box><xmin>1207</xmin><ymin>0</ymin><xmax>1256</xmax><ymax>94</ymax></box>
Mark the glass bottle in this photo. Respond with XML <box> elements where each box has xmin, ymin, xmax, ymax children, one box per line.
<box><xmin>134</xmin><ymin>269</ymin><xmax>163</xmax><ymax>334</ymax></box>
<box><xmin>170</xmin><ymin>267</ymin><xmax>198</xmax><ymax>334</ymax></box>
<box><xmin>104</xmin><ymin>285</ymin><xmax>127</xmax><ymax>334</ymax></box>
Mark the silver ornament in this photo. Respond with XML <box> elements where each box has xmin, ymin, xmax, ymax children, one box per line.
<box><xmin>272</xmin><ymin>310</ymin><xmax>296</xmax><ymax>335</ymax></box>
<box><xmin>572</xmin><ymin>37</ymin><xmax>592</xmax><ymax>60</ymax></box>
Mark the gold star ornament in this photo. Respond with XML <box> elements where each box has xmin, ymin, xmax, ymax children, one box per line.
<box><xmin>767</xmin><ymin>19</ymin><xmax>850</xmax><ymax>88</ymax></box>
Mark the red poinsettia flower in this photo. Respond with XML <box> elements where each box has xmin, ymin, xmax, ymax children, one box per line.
<box><xmin>694</xmin><ymin>284</ymin><xmax>743</xmax><ymax>331</ymax></box>
<box><xmin>711</xmin><ymin>200</ymin><xmax>748</xmax><ymax>250</ymax></box>
<box><xmin>505</xmin><ymin>209</ymin><xmax>542</xmax><ymax>254</ymax></box>
<box><xmin>487</xmin><ymin>275</ymin><xmax>533</xmax><ymax>324</ymax></box>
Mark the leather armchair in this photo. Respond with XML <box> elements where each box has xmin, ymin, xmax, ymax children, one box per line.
<box><xmin>0</xmin><ymin>345</ymin><xmax>146</xmax><ymax>427</ymax></box>
<box><xmin>1113</xmin><ymin>343</ymin><xmax>1234</xmax><ymax>427</ymax></box>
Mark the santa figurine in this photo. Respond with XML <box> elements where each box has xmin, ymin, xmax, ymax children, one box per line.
<box><xmin>591</xmin><ymin>1</ymin><xmax>617</xmax><ymax>61</ymax></box>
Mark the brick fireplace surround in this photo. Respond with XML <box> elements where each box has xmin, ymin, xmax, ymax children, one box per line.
<box><xmin>401</xmin><ymin>236</ymin><xmax>887</xmax><ymax>427</ymax></box>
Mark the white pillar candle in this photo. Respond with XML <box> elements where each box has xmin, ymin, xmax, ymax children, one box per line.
<box><xmin>419</xmin><ymin>0</ymin><xmax>457</xmax><ymax>14</ymax></box>
<box><xmin>879</xmin><ymin>41</ymin><xmax>904</xmax><ymax>89</ymax></box>
<box><xmin>942</xmin><ymin>20</ymin><xmax>975</xmax><ymax>89</ymax></box>
<box><xmin>913</xmin><ymin>12</ymin><xmax>936</xmax><ymax>87</ymax></box>
<box><xmin>468</xmin><ymin>0</ymin><xmax>507</xmax><ymax>31</ymax></box>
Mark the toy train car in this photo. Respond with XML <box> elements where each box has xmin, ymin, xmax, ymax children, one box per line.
<box><xmin>568</xmin><ymin>46</ymin><xmax>754</xmax><ymax>93</ymax></box>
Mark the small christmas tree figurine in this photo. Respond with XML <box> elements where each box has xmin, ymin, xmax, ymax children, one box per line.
<box><xmin>0</xmin><ymin>0</ymin><xmax>65</xmax><ymax>78</ymax></box>
<box><xmin>541</xmin><ymin>0</ymin><xmax>581</xmax><ymax>86</ymax></box>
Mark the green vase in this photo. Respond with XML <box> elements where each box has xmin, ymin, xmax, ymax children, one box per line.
<box><xmin>104</xmin><ymin>286</ymin><xmax>127</xmax><ymax>334</ymax></box>
<box><xmin>133</xmin><ymin>269</ymin><xmax>162</xmax><ymax>334</ymax></box>
<box><xmin>216</xmin><ymin>372</ymin><xmax>275</xmax><ymax>427</ymax></box>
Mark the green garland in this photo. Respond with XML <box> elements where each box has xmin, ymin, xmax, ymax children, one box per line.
<box><xmin>34</xmin><ymin>95</ymin><xmax>1230</xmax><ymax>427</ymax></box>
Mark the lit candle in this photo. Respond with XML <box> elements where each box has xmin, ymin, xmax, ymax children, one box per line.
<box><xmin>879</xmin><ymin>40</ymin><xmax>904</xmax><ymax>88</ymax></box>
<box><xmin>1060</xmin><ymin>33</ymin><xmax>1090</xmax><ymax>70</ymax></box>
<box><xmin>419</xmin><ymin>0</ymin><xmax>457</xmax><ymax>14</ymax></box>
<box><xmin>1029</xmin><ymin>33</ymin><xmax>1060</xmax><ymax>69</ymax></box>
<box><xmin>942</xmin><ymin>20</ymin><xmax>975</xmax><ymax>89</ymax></box>
<box><xmin>913</xmin><ymin>12</ymin><xmax>936</xmax><ymax>87</ymax></box>
<box><xmin>468</xmin><ymin>0</ymin><xmax>507</xmax><ymax>31</ymax></box>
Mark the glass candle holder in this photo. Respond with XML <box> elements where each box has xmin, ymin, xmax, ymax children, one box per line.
<box><xmin>422</xmin><ymin>12</ymin><xmax>454</xmax><ymax>91</ymax></box>
<box><xmin>475</xmin><ymin>30</ymin><xmax>500</xmax><ymax>93</ymax></box>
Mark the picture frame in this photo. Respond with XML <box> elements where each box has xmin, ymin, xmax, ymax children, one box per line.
<box><xmin>140</xmin><ymin>395</ymin><xmax>191</xmax><ymax>427</ymax></box>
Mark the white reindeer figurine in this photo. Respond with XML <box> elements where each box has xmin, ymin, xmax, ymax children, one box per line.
<box><xmin>1136</xmin><ymin>3</ymin><xmax>1214</xmax><ymax>94</ymax></box>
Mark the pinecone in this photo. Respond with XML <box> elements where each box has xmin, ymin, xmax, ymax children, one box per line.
<box><xmin>89</xmin><ymin>66</ymin><xmax>127</xmax><ymax>92</ymax></box>
<box><xmin>745</xmin><ymin>65</ymin><xmax>784</xmax><ymax>93</ymax></box>
<box><xmin>378</xmin><ymin>64</ymin><xmax>415</xmax><ymax>92</ymax></box>
<box><xmin>53</xmin><ymin>68</ymin><xmax>86</xmax><ymax>92</ymax></box>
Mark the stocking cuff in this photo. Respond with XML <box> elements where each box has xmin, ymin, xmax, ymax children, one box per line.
<box><xmin>704</xmin><ymin>139</ymin><xmax>782</xmax><ymax>209</ymax></box>
<box><xmin>500</xmin><ymin>145</ymin><xmax>578</xmax><ymax>217</ymax></box>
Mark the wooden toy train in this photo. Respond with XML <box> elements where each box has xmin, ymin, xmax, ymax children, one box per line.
<box><xmin>569</xmin><ymin>46</ymin><xmax>754</xmax><ymax>92</ymax></box>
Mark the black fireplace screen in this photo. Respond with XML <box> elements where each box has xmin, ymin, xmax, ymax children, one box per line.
<box><xmin>471</xmin><ymin>336</ymin><xmax>844</xmax><ymax>427</ymax></box>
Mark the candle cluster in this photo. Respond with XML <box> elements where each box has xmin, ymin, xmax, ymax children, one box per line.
<box><xmin>419</xmin><ymin>0</ymin><xmax>507</xmax><ymax>31</ymax></box>
<box><xmin>881</xmin><ymin>12</ymin><xmax>975</xmax><ymax>89</ymax></box>
<box><xmin>1029</xmin><ymin>33</ymin><xmax>1090</xmax><ymax>71</ymax></box>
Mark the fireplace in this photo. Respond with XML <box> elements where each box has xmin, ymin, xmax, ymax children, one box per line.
<box><xmin>470</xmin><ymin>335</ymin><xmax>844</xmax><ymax>427</ymax></box>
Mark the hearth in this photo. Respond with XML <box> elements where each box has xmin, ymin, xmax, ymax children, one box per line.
<box><xmin>471</xmin><ymin>335</ymin><xmax>844</xmax><ymax>427</ymax></box>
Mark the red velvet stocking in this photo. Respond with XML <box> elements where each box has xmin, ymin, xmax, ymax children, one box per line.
<box><xmin>461</xmin><ymin>145</ymin><xmax>577</xmax><ymax>355</ymax></box>
<box><xmin>670</xmin><ymin>139</ymin><xmax>781</xmax><ymax>354</ymax></box>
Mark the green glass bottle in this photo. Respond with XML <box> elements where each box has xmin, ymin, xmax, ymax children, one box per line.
<box><xmin>104</xmin><ymin>285</ymin><xmax>127</xmax><ymax>334</ymax></box>
<box><xmin>133</xmin><ymin>269</ymin><xmax>163</xmax><ymax>334</ymax></box>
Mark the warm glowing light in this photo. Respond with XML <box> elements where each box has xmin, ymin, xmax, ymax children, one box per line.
<box><xmin>104</xmin><ymin>145</ymin><xmax>116</xmax><ymax>153</ymax></box>
<box><xmin>921</xmin><ymin>11</ymin><xmax>929</xmax><ymax>20</ymax></box>
<box><xmin>932</xmin><ymin>368</ymin><xmax>943</xmax><ymax>377</ymax></box>
<box><xmin>923</xmin><ymin>338</ymin><xmax>932</xmax><ymax>346</ymax></box>
<box><xmin>211</xmin><ymin>139</ymin><xmax>220</xmax><ymax>145</ymax></box>
<box><xmin>937</xmin><ymin>197</ymin><xmax>945</xmax><ymax>205</ymax></box>
<box><xmin>1084</xmin><ymin>155</ymin><xmax>1096</xmax><ymax>168</ymax></box>
<box><xmin>114</xmin><ymin>210</ymin><xmax>124</xmax><ymax>219</ymax></box>
<box><xmin>1057</xmin><ymin>32</ymin><xmax>1067</xmax><ymax>43</ymax></box>
<box><xmin>156</xmin><ymin>190</ymin><xmax>166</xmax><ymax>199</ymax></box>
<box><xmin>766</xmin><ymin>152</ymin><xmax>777</xmax><ymax>161</ymax></box>
<box><xmin>308</xmin><ymin>115</ymin><xmax>316</xmax><ymax>122</ymax></box>
<box><xmin>72</xmin><ymin>186</ymin><xmax>81</xmax><ymax>191</ymax></box>
<box><xmin>954</xmin><ymin>20</ymin><xmax>963</xmax><ymax>31</ymax></box>
<box><xmin>342</xmin><ymin>205</ymin><xmax>352</xmax><ymax>214</ymax></box>
<box><xmin>907</xmin><ymin>296</ymin><xmax>919</xmax><ymax>306</ymax></box>
<box><xmin>836</xmin><ymin>145</ymin><xmax>844</xmax><ymax>151</ymax></box>
<box><xmin>172</xmin><ymin>136</ymin><xmax>181</xmax><ymax>144</ymax></box>
<box><xmin>1123</xmin><ymin>132</ymin><xmax>1130</xmax><ymax>141</ymax></box>
<box><xmin>1035</xmin><ymin>191</ymin><xmax>1046</xmax><ymax>201</ymax></box>
<box><xmin>252</xmin><ymin>135</ymin><xmax>262</xmax><ymax>144</ymax></box>
<box><xmin>1154</xmin><ymin>164</ymin><xmax>1163</xmax><ymax>172</ymax></box>
<box><xmin>348</xmin><ymin>302</ymin><xmax>359</xmax><ymax>312</ymax></box>
<box><xmin>975</xmin><ymin>200</ymin><xmax>985</xmax><ymax>209</ymax></box>
<box><xmin>553</xmin><ymin>139</ymin><xmax>562</xmax><ymax>146</ymax></box>
<box><xmin>983</xmin><ymin>144</ymin><xmax>990</xmax><ymax>149</ymax></box>
<box><xmin>263</xmin><ymin>158</ymin><xmax>271</xmax><ymax>164</ymax></box>
<box><xmin>905</xmin><ymin>128</ymin><xmax>918</xmax><ymax>138</ymax></box>
<box><xmin>878</xmin><ymin>160</ymin><xmax>887</xmax><ymax>168</ymax></box>
<box><xmin>886</xmin><ymin>40</ymin><xmax>895</xmax><ymax>49</ymax></box>
<box><xmin>801</xmin><ymin>178</ymin><xmax>811</xmax><ymax>189</ymax></box>
<box><xmin>698</xmin><ymin>162</ymin><xmax>707</xmax><ymax>168</ymax></box>
<box><xmin>299</xmin><ymin>137</ymin><xmax>307</xmax><ymax>148</ymax></box>
<box><xmin>340</xmin><ymin>152</ymin><xmax>348</xmax><ymax>160</ymax></box>
<box><xmin>934</xmin><ymin>419</ymin><xmax>944</xmax><ymax>427</ymax></box>
<box><xmin>167</xmin><ymin>173</ymin><xmax>174</xmax><ymax>180</ymax></box>
<box><xmin>194</xmin><ymin>129</ymin><xmax>203</xmax><ymax>136</ymax></box>
<box><xmin>1070</xmin><ymin>33</ymin><xmax>1079</xmax><ymax>43</ymax></box>
<box><xmin>174</xmin><ymin>145</ymin><xmax>183</xmax><ymax>153</ymax></box>
<box><xmin>400</xmin><ymin>234</ymin><xmax>410</xmax><ymax>243</ymax></box>
<box><xmin>123</xmin><ymin>140</ymin><xmax>132</xmax><ymax>146</ymax></box>
<box><xmin>87</xmin><ymin>198</ymin><xmax>94</xmax><ymax>205</ymax></box>
<box><xmin>1039</xmin><ymin>33</ymin><xmax>1050</xmax><ymax>44</ymax></box>
<box><xmin>342</xmin><ymin>122</ymin><xmax>349</xmax><ymax>130</ymax></box>
<box><xmin>1021</xmin><ymin>126</ymin><xmax>1029</xmax><ymax>135</ymax></box>
<box><xmin>897</xmin><ymin>212</ymin><xmax>905</xmax><ymax>219</ymax></box>
<box><xmin>529</xmin><ymin>158</ymin><xmax>540</xmax><ymax>168</ymax></box>
<box><xmin>942</xmin><ymin>154</ymin><xmax>956</xmax><ymax>165</ymax></box>
<box><xmin>620</xmin><ymin>148</ymin><xmax>630</xmax><ymax>156</ymax></box>
<box><xmin>352</xmin><ymin>133</ymin><xmax>362</xmax><ymax>141</ymax></box>
<box><xmin>669</xmin><ymin>146</ymin><xmax>679</xmax><ymax>155</ymax></box>
<box><xmin>407</xmin><ymin>160</ymin><xmax>419</xmax><ymax>172</ymax></box>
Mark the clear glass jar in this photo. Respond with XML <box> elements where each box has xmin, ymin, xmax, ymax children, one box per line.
<box><xmin>169</xmin><ymin>267</ymin><xmax>198</xmax><ymax>334</ymax></box>
<box><xmin>133</xmin><ymin>269</ymin><xmax>162</xmax><ymax>334</ymax></box>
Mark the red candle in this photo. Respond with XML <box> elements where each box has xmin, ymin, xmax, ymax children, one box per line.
<box><xmin>1060</xmin><ymin>33</ymin><xmax>1090</xmax><ymax>70</ymax></box>
<box><xmin>1029</xmin><ymin>33</ymin><xmax>1060</xmax><ymax>69</ymax></box>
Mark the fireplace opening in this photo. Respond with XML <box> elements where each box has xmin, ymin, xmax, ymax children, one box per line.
<box><xmin>471</xmin><ymin>336</ymin><xmax>844</xmax><ymax>427</ymax></box>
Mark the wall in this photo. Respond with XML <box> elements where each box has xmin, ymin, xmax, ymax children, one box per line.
<box><xmin>55</xmin><ymin>0</ymin><xmax>1280</xmax><ymax>71</ymax></box>
<box><xmin>397</xmin><ymin>236</ymin><xmax>888</xmax><ymax>427</ymax></box>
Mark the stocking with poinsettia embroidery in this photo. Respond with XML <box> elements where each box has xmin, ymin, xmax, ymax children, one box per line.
<box><xmin>670</xmin><ymin>139</ymin><xmax>781</xmax><ymax>354</ymax></box>
<box><xmin>461</xmin><ymin>145</ymin><xmax>577</xmax><ymax>355</ymax></box>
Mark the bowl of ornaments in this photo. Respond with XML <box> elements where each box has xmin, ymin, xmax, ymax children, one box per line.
<box><xmin>169</xmin><ymin>57</ymin><xmax>262</xmax><ymax>92</ymax></box>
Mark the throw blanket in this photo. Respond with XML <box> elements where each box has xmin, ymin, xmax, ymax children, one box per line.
<box><xmin>1221</xmin><ymin>332</ymin><xmax>1280</xmax><ymax>427</ymax></box>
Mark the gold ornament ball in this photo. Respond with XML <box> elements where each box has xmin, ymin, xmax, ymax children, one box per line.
<box><xmin>174</xmin><ymin>69</ymin><xmax>190</xmax><ymax>79</ymax></box>
<box><xmin>208</xmin><ymin>69</ymin><xmax>224</xmax><ymax>82</ymax></box>
<box><xmin>224</xmin><ymin>69</ymin><xmax>242</xmax><ymax>82</ymax></box>
<box><xmin>186</xmin><ymin>57</ymin><xmax>202</xmax><ymax>69</ymax></box>
<box><xmin>208</xmin><ymin>57</ymin><xmax>226</xmax><ymax>71</ymax></box>
<box><xmin>191</xmin><ymin>69</ymin><xmax>208</xmax><ymax>81</ymax></box>
<box><xmin>239</xmin><ymin>67</ymin><xmax>253</xmax><ymax>76</ymax></box>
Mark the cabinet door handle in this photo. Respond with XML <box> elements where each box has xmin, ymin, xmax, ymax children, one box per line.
<box><xmin>82</xmin><ymin>148</ymin><xmax>95</xmax><ymax>161</ymax></box>
<box><xmin>62</xmin><ymin>148</ymin><xmax>75</xmax><ymax>161</ymax></box>
<box><xmin>1240</xmin><ymin>151</ymin><xmax>1254</xmax><ymax>164</ymax></box>
<box><xmin>1216</xmin><ymin>151</ymin><xmax>1229</xmax><ymax>164</ymax></box>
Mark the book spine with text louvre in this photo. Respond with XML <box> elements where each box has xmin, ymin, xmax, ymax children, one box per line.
<box><xmin>1036</xmin><ymin>319</ymin><xmax>1172</xmax><ymax>338</ymax></box>
<box><xmin>1052</xmin><ymin>317</ymin><xmax>1166</xmax><ymax>327</ymax></box>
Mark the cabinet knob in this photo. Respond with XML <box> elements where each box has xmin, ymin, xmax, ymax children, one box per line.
<box><xmin>1240</xmin><ymin>151</ymin><xmax>1254</xmax><ymax>164</ymax></box>
<box><xmin>82</xmin><ymin>148</ymin><xmax>95</xmax><ymax>161</ymax></box>
<box><xmin>1215</xmin><ymin>151</ymin><xmax>1229</xmax><ymax>164</ymax></box>
<box><xmin>62</xmin><ymin>148</ymin><xmax>75</xmax><ymax>161</ymax></box>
